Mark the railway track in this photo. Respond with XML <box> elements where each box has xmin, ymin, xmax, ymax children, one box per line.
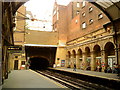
<box><xmin>34</xmin><ymin>69</ymin><xmax>112</xmax><ymax>90</ymax></box>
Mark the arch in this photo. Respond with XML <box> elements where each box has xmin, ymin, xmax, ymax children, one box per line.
<box><xmin>29</xmin><ymin>57</ymin><xmax>49</xmax><ymax>70</ymax></box>
<box><xmin>85</xmin><ymin>47</ymin><xmax>91</xmax><ymax>70</ymax></box>
<box><xmin>93</xmin><ymin>44</ymin><xmax>101</xmax><ymax>57</ymax></box>
<box><xmin>104</xmin><ymin>42</ymin><xmax>116</xmax><ymax>69</ymax></box>
<box><xmin>104</xmin><ymin>42</ymin><xmax>115</xmax><ymax>56</ymax></box>
<box><xmin>93</xmin><ymin>44</ymin><xmax>101</xmax><ymax>71</ymax></box>
<box><xmin>77</xmin><ymin>49</ymin><xmax>82</xmax><ymax>56</ymax></box>
<box><xmin>77</xmin><ymin>49</ymin><xmax>83</xmax><ymax>69</ymax></box>
<box><xmin>77</xmin><ymin>48</ymin><xmax>83</xmax><ymax>60</ymax></box>
<box><xmin>67</xmin><ymin>51</ymin><xmax>71</xmax><ymax>68</ymax></box>
<box><xmin>67</xmin><ymin>51</ymin><xmax>71</xmax><ymax>58</ymax></box>
<box><xmin>13</xmin><ymin>2</ymin><xmax>27</xmax><ymax>15</ymax></box>
<box><xmin>72</xmin><ymin>50</ymin><xmax>76</xmax><ymax>58</ymax></box>
<box><xmin>85</xmin><ymin>47</ymin><xmax>90</xmax><ymax>57</ymax></box>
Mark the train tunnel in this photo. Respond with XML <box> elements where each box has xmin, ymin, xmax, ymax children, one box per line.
<box><xmin>29</xmin><ymin>57</ymin><xmax>49</xmax><ymax>70</ymax></box>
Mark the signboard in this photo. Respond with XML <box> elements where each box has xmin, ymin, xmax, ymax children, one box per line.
<box><xmin>108</xmin><ymin>56</ymin><xmax>115</xmax><ymax>68</ymax></box>
<box><xmin>61</xmin><ymin>60</ymin><xmax>65</xmax><ymax>67</ymax></box>
<box><xmin>7</xmin><ymin>45</ymin><xmax>22</xmax><ymax>53</ymax></box>
<box><xmin>86</xmin><ymin>57</ymin><xmax>91</xmax><ymax>62</ymax></box>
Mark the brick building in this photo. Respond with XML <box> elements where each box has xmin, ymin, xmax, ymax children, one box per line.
<box><xmin>53</xmin><ymin>0</ymin><xmax>120</xmax><ymax>72</ymax></box>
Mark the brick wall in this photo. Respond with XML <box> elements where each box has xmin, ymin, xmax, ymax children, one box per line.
<box><xmin>25</xmin><ymin>30</ymin><xmax>58</xmax><ymax>45</ymax></box>
<box><xmin>67</xmin><ymin>2</ymin><xmax>110</xmax><ymax>41</ymax></box>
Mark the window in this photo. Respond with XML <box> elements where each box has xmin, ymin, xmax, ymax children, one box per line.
<box><xmin>82</xmin><ymin>1</ymin><xmax>86</xmax><ymax>7</ymax></box>
<box><xmin>77</xmin><ymin>2</ymin><xmax>80</xmax><ymax>7</ymax></box>
<box><xmin>82</xmin><ymin>12</ymin><xmax>85</xmax><ymax>17</ymax></box>
<box><xmin>98</xmin><ymin>13</ymin><xmax>103</xmax><ymax>19</ymax></box>
<box><xmin>77</xmin><ymin>11</ymin><xmax>80</xmax><ymax>15</ymax></box>
<box><xmin>89</xmin><ymin>19</ymin><xmax>93</xmax><ymax>24</ymax></box>
<box><xmin>82</xmin><ymin>22</ymin><xmax>87</xmax><ymax>29</ymax></box>
<box><xmin>89</xmin><ymin>7</ymin><xmax>93</xmax><ymax>12</ymax></box>
<box><xmin>75</xmin><ymin>20</ymin><xmax>78</xmax><ymax>24</ymax></box>
<box><xmin>53</xmin><ymin>10</ymin><xmax>57</xmax><ymax>15</ymax></box>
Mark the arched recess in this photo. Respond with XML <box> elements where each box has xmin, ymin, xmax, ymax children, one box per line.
<box><xmin>71</xmin><ymin>50</ymin><xmax>76</xmax><ymax>68</ymax></box>
<box><xmin>77</xmin><ymin>49</ymin><xmax>83</xmax><ymax>69</ymax></box>
<box><xmin>85</xmin><ymin>47</ymin><xmax>91</xmax><ymax>70</ymax></box>
<box><xmin>104</xmin><ymin>42</ymin><xmax>115</xmax><ymax>69</ymax></box>
<box><xmin>93</xmin><ymin>45</ymin><xmax>101</xmax><ymax>71</ymax></box>
<box><xmin>66</xmin><ymin>51</ymin><xmax>71</xmax><ymax>68</ymax></box>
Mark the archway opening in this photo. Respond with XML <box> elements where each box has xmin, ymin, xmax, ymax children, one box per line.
<box><xmin>29</xmin><ymin>57</ymin><xmax>49</xmax><ymax>70</ymax></box>
<box><xmin>72</xmin><ymin>50</ymin><xmax>76</xmax><ymax>64</ymax></box>
<box><xmin>93</xmin><ymin>45</ymin><xmax>101</xmax><ymax>71</ymax></box>
<box><xmin>105</xmin><ymin>42</ymin><xmax>115</xmax><ymax>56</ymax></box>
<box><xmin>77</xmin><ymin>49</ymin><xmax>82</xmax><ymax>69</ymax></box>
<box><xmin>67</xmin><ymin>51</ymin><xmax>71</xmax><ymax>68</ymax></box>
<box><xmin>104</xmin><ymin>42</ymin><xmax>115</xmax><ymax>69</ymax></box>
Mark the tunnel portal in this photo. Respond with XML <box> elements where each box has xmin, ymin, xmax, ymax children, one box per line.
<box><xmin>29</xmin><ymin>57</ymin><xmax>49</xmax><ymax>70</ymax></box>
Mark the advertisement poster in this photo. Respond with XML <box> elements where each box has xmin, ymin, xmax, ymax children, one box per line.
<box><xmin>61</xmin><ymin>60</ymin><xmax>65</xmax><ymax>67</ymax></box>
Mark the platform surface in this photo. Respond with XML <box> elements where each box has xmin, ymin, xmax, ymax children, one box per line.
<box><xmin>54</xmin><ymin>67</ymin><xmax>120</xmax><ymax>81</ymax></box>
<box><xmin>2</xmin><ymin>70</ymin><xmax>66</xmax><ymax>89</ymax></box>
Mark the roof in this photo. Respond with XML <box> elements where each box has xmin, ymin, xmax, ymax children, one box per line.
<box><xmin>5</xmin><ymin>0</ymin><xmax>119</xmax><ymax>21</ymax></box>
<box><xmin>92</xmin><ymin>0</ymin><xmax>120</xmax><ymax>8</ymax></box>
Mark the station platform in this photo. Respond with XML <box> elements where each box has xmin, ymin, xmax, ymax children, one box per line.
<box><xmin>2</xmin><ymin>70</ymin><xmax>67</xmax><ymax>89</ymax></box>
<box><xmin>53</xmin><ymin>67</ymin><xmax>120</xmax><ymax>81</ymax></box>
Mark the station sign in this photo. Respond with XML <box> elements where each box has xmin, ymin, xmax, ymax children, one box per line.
<box><xmin>7</xmin><ymin>45</ymin><xmax>22</xmax><ymax>53</ymax></box>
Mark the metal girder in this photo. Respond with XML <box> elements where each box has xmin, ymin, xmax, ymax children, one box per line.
<box><xmin>13</xmin><ymin>2</ymin><xmax>26</xmax><ymax>15</ymax></box>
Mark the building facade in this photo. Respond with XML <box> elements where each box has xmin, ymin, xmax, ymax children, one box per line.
<box><xmin>1</xmin><ymin>1</ymin><xmax>27</xmax><ymax>84</ymax></box>
<box><xmin>12</xmin><ymin>5</ymin><xmax>26</xmax><ymax>70</ymax></box>
<box><xmin>53</xmin><ymin>0</ymin><xmax>120</xmax><ymax>72</ymax></box>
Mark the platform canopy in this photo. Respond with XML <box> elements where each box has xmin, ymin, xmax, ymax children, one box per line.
<box><xmin>86</xmin><ymin>0</ymin><xmax>120</xmax><ymax>21</ymax></box>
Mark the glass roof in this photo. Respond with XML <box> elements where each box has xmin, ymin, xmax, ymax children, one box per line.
<box><xmin>94</xmin><ymin>0</ymin><xmax>120</xmax><ymax>8</ymax></box>
<box><xmin>87</xmin><ymin>0</ymin><xmax>120</xmax><ymax>20</ymax></box>
<box><xmin>95</xmin><ymin>0</ymin><xmax>120</xmax><ymax>8</ymax></box>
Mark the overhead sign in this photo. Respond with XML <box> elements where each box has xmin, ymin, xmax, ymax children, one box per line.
<box><xmin>8</xmin><ymin>46</ymin><xmax>22</xmax><ymax>53</ymax></box>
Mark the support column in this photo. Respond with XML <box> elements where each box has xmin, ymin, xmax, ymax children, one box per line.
<box><xmin>101</xmin><ymin>50</ymin><xmax>106</xmax><ymax>72</ymax></box>
<box><xmin>70</xmin><ymin>55</ymin><xmax>74</xmax><ymax>68</ymax></box>
<box><xmin>82</xmin><ymin>52</ymin><xmax>87</xmax><ymax>70</ymax></box>
<box><xmin>91</xmin><ymin>51</ymin><xmax>96</xmax><ymax>71</ymax></box>
<box><xmin>8</xmin><ymin>53</ymin><xmax>13</xmax><ymax>72</ymax></box>
<box><xmin>115</xmin><ymin>48</ymin><xmax>120</xmax><ymax>65</ymax></box>
<box><xmin>76</xmin><ymin>54</ymin><xmax>80</xmax><ymax>69</ymax></box>
<box><xmin>65</xmin><ymin>55</ymin><xmax>69</xmax><ymax>68</ymax></box>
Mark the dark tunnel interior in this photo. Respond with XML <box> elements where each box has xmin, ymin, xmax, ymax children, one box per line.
<box><xmin>29</xmin><ymin>57</ymin><xmax>49</xmax><ymax>70</ymax></box>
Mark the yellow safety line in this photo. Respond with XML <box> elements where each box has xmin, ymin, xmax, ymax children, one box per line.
<box><xmin>29</xmin><ymin>69</ymin><xmax>67</xmax><ymax>88</ymax></box>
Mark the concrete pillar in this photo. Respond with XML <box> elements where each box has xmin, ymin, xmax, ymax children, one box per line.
<box><xmin>8</xmin><ymin>53</ymin><xmax>13</xmax><ymax>71</ymax></box>
<box><xmin>90</xmin><ymin>51</ymin><xmax>96</xmax><ymax>71</ymax></box>
<box><xmin>101</xmin><ymin>50</ymin><xmax>106</xmax><ymax>72</ymax></box>
<box><xmin>76</xmin><ymin>54</ymin><xmax>80</xmax><ymax>69</ymax></box>
<box><xmin>70</xmin><ymin>55</ymin><xmax>74</xmax><ymax>68</ymax></box>
<box><xmin>115</xmin><ymin>48</ymin><xmax>120</xmax><ymax>65</ymax></box>
<box><xmin>82</xmin><ymin>52</ymin><xmax>87</xmax><ymax>70</ymax></box>
<box><xmin>65</xmin><ymin>55</ymin><xmax>69</xmax><ymax>68</ymax></box>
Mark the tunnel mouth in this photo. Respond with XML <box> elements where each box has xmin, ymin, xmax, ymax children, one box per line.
<box><xmin>29</xmin><ymin>57</ymin><xmax>49</xmax><ymax>70</ymax></box>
